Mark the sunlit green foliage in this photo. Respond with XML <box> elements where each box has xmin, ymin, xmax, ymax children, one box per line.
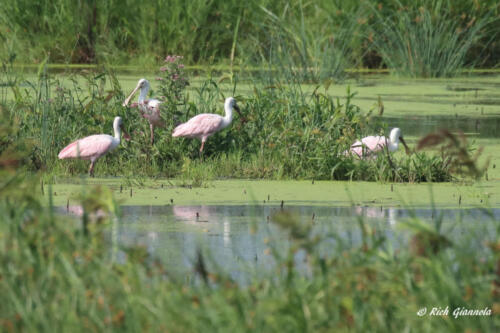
<box><xmin>0</xmin><ymin>0</ymin><xmax>499</xmax><ymax>76</ymax></box>
<box><xmin>1</xmin><ymin>61</ymin><xmax>459</xmax><ymax>182</ymax></box>
<box><xmin>371</xmin><ymin>3</ymin><xmax>495</xmax><ymax>77</ymax></box>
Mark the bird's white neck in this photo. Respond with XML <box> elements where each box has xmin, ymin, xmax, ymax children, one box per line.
<box><xmin>138</xmin><ymin>85</ymin><xmax>149</xmax><ymax>103</ymax></box>
<box><xmin>222</xmin><ymin>101</ymin><xmax>233</xmax><ymax>128</ymax></box>
<box><xmin>387</xmin><ymin>140</ymin><xmax>398</xmax><ymax>152</ymax></box>
<box><xmin>388</xmin><ymin>129</ymin><xmax>401</xmax><ymax>152</ymax></box>
<box><xmin>113</xmin><ymin>122</ymin><xmax>122</xmax><ymax>142</ymax></box>
<box><xmin>389</xmin><ymin>128</ymin><xmax>402</xmax><ymax>143</ymax></box>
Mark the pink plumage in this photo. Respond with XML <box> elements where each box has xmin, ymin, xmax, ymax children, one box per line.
<box><xmin>138</xmin><ymin>99</ymin><xmax>164</xmax><ymax>127</ymax></box>
<box><xmin>58</xmin><ymin>116</ymin><xmax>129</xmax><ymax>176</ymax></box>
<box><xmin>348</xmin><ymin>135</ymin><xmax>387</xmax><ymax>158</ymax></box>
<box><xmin>346</xmin><ymin>128</ymin><xmax>409</xmax><ymax>158</ymax></box>
<box><xmin>58</xmin><ymin>135</ymin><xmax>114</xmax><ymax>160</ymax></box>
<box><xmin>172</xmin><ymin>114</ymin><xmax>223</xmax><ymax>139</ymax></box>
<box><xmin>123</xmin><ymin>79</ymin><xmax>165</xmax><ymax>145</ymax></box>
<box><xmin>172</xmin><ymin>97</ymin><xmax>241</xmax><ymax>153</ymax></box>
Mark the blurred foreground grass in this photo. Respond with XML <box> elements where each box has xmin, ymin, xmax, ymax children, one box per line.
<box><xmin>1</xmin><ymin>136</ymin><xmax>499</xmax><ymax>332</ymax></box>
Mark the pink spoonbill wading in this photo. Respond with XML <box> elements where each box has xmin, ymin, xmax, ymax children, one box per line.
<box><xmin>346</xmin><ymin>127</ymin><xmax>410</xmax><ymax>158</ymax></box>
<box><xmin>123</xmin><ymin>78</ymin><xmax>165</xmax><ymax>144</ymax></box>
<box><xmin>172</xmin><ymin>97</ymin><xmax>242</xmax><ymax>154</ymax></box>
<box><xmin>58</xmin><ymin>116</ymin><xmax>130</xmax><ymax>176</ymax></box>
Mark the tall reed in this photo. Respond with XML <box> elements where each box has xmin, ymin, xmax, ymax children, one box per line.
<box><xmin>371</xmin><ymin>3</ymin><xmax>495</xmax><ymax>77</ymax></box>
<box><xmin>1</xmin><ymin>0</ymin><xmax>498</xmax><ymax>71</ymax></box>
<box><xmin>249</xmin><ymin>1</ymin><xmax>363</xmax><ymax>83</ymax></box>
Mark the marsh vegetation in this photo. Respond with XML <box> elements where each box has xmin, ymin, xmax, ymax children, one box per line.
<box><xmin>1</xmin><ymin>0</ymin><xmax>499</xmax><ymax>76</ymax></box>
<box><xmin>1</xmin><ymin>57</ymin><xmax>488</xmax><ymax>183</ymax></box>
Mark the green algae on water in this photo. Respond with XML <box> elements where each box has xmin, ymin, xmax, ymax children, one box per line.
<box><xmin>50</xmin><ymin>178</ymin><xmax>500</xmax><ymax>209</ymax></box>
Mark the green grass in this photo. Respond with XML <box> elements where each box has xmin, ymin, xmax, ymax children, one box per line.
<box><xmin>2</xmin><ymin>64</ymin><xmax>465</xmax><ymax>183</ymax></box>
<box><xmin>2</xmin><ymin>59</ymin><xmax>498</xmax><ymax>189</ymax></box>
<box><xmin>371</xmin><ymin>3</ymin><xmax>495</xmax><ymax>77</ymax></box>
<box><xmin>5</xmin><ymin>70</ymin><xmax>500</xmax><ymax>118</ymax></box>
<box><xmin>47</xmin><ymin>134</ymin><xmax>500</xmax><ymax>208</ymax></box>
<box><xmin>1</xmin><ymin>0</ymin><xmax>499</xmax><ymax>76</ymax></box>
<box><xmin>1</xmin><ymin>59</ymin><xmax>498</xmax><ymax>187</ymax></box>
<box><xmin>249</xmin><ymin>1</ymin><xmax>360</xmax><ymax>83</ymax></box>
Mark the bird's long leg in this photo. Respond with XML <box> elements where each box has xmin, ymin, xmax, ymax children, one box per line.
<box><xmin>89</xmin><ymin>161</ymin><xmax>95</xmax><ymax>177</ymax></box>
<box><xmin>199</xmin><ymin>141</ymin><xmax>205</xmax><ymax>159</ymax></box>
<box><xmin>150</xmin><ymin>123</ymin><xmax>155</xmax><ymax>145</ymax></box>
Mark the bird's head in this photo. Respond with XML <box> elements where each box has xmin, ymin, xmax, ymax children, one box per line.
<box><xmin>123</xmin><ymin>79</ymin><xmax>149</xmax><ymax>107</ymax></box>
<box><xmin>225</xmin><ymin>97</ymin><xmax>246</xmax><ymax>124</ymax></box>
<box><xmin>138</xmin><ymin>78</ymin><xmax>149</xmax><ymax>89</ymax></box>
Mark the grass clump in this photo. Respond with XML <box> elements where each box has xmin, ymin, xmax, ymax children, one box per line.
<box><xmin>1</xmin><ymin>61</ymin><xmax>463</xmax><ymax>182</ymax></box>
<box><xmin>1</xmin><ymin>0</ymin><xmax>499</xmax><ymax>74</ymax></box>
<box><xmin>252</xmin><ymin>2</ymin><xmax>360</xmax><ymax>83</ymax></box>
<box><xmin>371</xmin><ymin>3</ymin><xmax>495</xmax><ymax>77</ymax></box>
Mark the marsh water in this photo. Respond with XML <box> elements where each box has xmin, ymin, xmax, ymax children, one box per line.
<box><xmin>384</xmin><ymin>116</ymin><xmax>500</xmax><ymax>139</ymax></box>
<box><xmin>60</xmin><ymin>204</ymin><xmax>499</xmax><ymax>281</ymax></box>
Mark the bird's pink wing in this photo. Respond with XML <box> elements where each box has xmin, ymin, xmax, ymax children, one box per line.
<box><xmin>58</xmin><ymin>135</ymin><xmax>113</xmax><ymax>160</ymax></box>
<box><xmin>139</xmin><ymin>99</ymin><xmax>164</xmax><ymax>126</ymax></box>
<box><xmin>172</xmin><ymin>114</ymin><xmax>223</xmax><ymax>138</ymax></box>
<box><xmin>349</xmin><ymin>136</ymin><xmax>386</xmax><ymax>157</ymax></box>
<box><xmin>147</xmin><ymin>99</ymin><xmax>161</xmax><ymax>109</ymax></box>
<box><xmin>361</xmin><ymin>136</ymin><xmax>386</xmax><ymax>153</ymax></box>
<box><xmin>140</xmin><ymin>99</ymin><xmax>161</xmax><ymax>112</ymax></box>
<box><xmin>347</xmin><ymin>139</ymin><xmax>364</xmax><ymax>157</ymax></box>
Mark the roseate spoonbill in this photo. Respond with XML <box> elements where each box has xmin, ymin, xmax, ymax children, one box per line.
<box><xmin>123</xmin><ymin>78</ymin><xmax>165</xmax><ymax>145</ymax></box>
<box><xmin>347</xmin><ymin>127</ymin><xmax>410</xmax><ymax>158</ymax></box>
<box><xmin>58</xmin><ymin>116</ymin><xmax>130</xmax><ymax>176</ymax></box>
<box><xmin>172</xmin><ymin>97</ymin><xmax>242</xmax><ymax>153</ymax></box>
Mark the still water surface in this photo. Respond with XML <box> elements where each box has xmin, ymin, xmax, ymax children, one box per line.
<box><xmin>384</xmin><ymin>116</ymin><xmax>500</xmax><ymax>139</ymax></box>
<box><xmin>62</xmin><ymin>204</ymin><xmax>499</xmax><ymax>282</ymax></box>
